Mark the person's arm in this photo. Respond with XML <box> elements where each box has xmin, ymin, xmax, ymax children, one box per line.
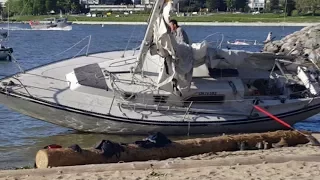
<box><xmin>176</xmin><ymin>28</ymin><xmax>185</xmax><ymax>44</ymax></box>
<box><xmin>176</xmin><ymin>28</ymin><xmax>189</xmax><ymax>44</ymax></box>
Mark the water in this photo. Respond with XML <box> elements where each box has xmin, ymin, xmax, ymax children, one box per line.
<box><xmin>0</xmin><ymin>23</ymin><xmax>318</xmax><ymax>169</ymax></box>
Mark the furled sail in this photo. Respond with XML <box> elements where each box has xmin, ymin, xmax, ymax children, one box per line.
<box><xmin>149</xmin><ymin>0</ymin><xmax>295</xmax><ymax>97</ymax></box>
<box><xmin>152</xmin><ymin>0</ymin><xmax>194</xmax><ymax>96</ymax></box>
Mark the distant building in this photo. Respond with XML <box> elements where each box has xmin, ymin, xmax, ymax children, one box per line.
<box><xmin>142</xmin><ymin>0</ymin><xmax>155</xmax><ymax>5</ymax></box>
<box><xmin>80</xmin><ymin>0</ymin><xmax>100</xmax><ymax>5</ymax></box>
<box><xmin>88</xmin><ymin>4</ymin><xmax>151</xmax><ymax>12</ymax></box>
<box><xmin>248</xmin><ymin>0</ymin><xmax>265</xmax><ymax>9</ymax></box>
<box><xmin>0</xmin><ymin>0</ymin><xmax>7</xmax><ymax>7</ymax></box>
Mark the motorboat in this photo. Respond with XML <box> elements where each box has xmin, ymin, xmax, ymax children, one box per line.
<box><xmin>29</xmin><ymin>17</ymin><xmax>72</xmax><ymax>30</ymax></box>
<box><xmin>0</xmin><ymin>0</ymin><xmax>319</xmax><ymax>135</ymax></box>
<box><xmin>29</xmin><ymin>12</ymin><xmax>72</xmax><ymax>31</ymax></box>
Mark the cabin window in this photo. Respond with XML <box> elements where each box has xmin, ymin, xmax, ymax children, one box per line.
<box><xmin>208</xmin><ymin>68</ymin><xmax>239</xmax><ymax>78</ymax></box>
<box><xmin>154</xmin><ymin>95</ymin><xmax>168</xmax><ymax>103</ymax></box>
<box><xmin>185</xmin><ymin>95</ymin><xmax>225</xmax><ymax>103</ymax></box>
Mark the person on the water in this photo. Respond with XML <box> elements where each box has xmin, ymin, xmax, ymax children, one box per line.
<box><xmin>169</xmin><ymin>19</ymin><xmax>190</xmax><ymax>45</ymax></box>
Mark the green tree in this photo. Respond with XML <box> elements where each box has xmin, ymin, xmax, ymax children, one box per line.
<box><xmin>280</xmin><ymin>0</ymin><xmax>295</xmax><ymax>16</ymax></box>
<box><xmin>23</xmin><ymin>0</ymin><xmax>34</xmax><ymax>15</ymax></box>
<box><xmin>5</xmin><ymin>0</ymin><xmax>23</xmax><ymax>15</ymax></box>
<box><xmin>269</xmin><ymin>0</ymin><xmax>279</xmax><ymax>11</ymax></box>
<box><xmin>295</xmin><ymin>0</ymin><xmax>320</xmax><ymax>16</ymax></box>
<box><xmin>206</xmin><ymin>0</ymin><xmax>218</xmax><ymax>12</ymax></box>
<box><xmin>71</xmin><ymin>0</ymin><xmax>81</xmax><ymax>13</ymax></box>
<box><xmin>57</xmin><ymin>0</ymin><xmax>66</xmax><ymax>13</ymax></box>
<box><xmin>235</xmin><ymin>0</ymin><xmax>248</xmax><ymax>11</ymax></box>
<box><xmin>33</xmin><ymin>0</ymin><xmax>46</xmax><ymax>15</ymax></box>
<box><xmin>46</xmin><ymin>0</ymin><xmax>56</xmax><ymax>13</ymax></box>
<box><xmin>225</xmin><ymin>0</ymin><xmax>236</xmax><ymax>11</ymax></box>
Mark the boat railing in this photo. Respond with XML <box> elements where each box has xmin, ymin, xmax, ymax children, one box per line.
<box><xmin>86</xmin><ymin>35</ymin><xmax>92</xmax><ymax>56</ymax></box>
<box><xmin>202</xmin><ymin>32</ymin><xmax>224</xmax><ymax>49</ymax></box>
<box><xmin>5</xmin><ymin>36</ymin><xmax>92</xmax><ymax>82</ymax></box>
<box><xmin>51</xmin><ymin>35</ymin><xmax>92</xmax><ymax>58</ymax></box>
<box><xmin>8</xmin><ymin>52</ymin><xmax>24</xmax><ymax>73</ymax></box>
<box><xmin>108</xmin><ymin>57</ymin><xmax>137</xmax><ymax>67</ymax></box>
<box><xmin>118</xmin><ymin>101</ymin><xmax>250</xmax><ymax>117</ymax></box>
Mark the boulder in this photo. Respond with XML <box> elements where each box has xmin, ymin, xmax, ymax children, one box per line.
<box><xmin>264</xmin><ymin>24</ymin><xmax>320</xmax><ymax>63</ymax></box>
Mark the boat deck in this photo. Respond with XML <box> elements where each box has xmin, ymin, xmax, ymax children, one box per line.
<box><xmin>0</xmin><ymin>50</ymin><xmax>254</xmax><ymax>122</ymax></box>
<box><xmin>2</xmin><ymin>51</ymin><xmax>135</xmax><ymax>113</ymax></box>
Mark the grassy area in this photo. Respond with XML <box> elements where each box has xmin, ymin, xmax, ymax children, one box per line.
<box><xmin>10</xmin><ymin>13</ymin><xmax>320</xmax><ymax>23</ymax></box>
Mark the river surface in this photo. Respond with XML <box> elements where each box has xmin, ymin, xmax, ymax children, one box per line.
<box><xmin>0</xmin><ymin>23</ymin><xmax>318</xmax><ymax>169</ymax></box>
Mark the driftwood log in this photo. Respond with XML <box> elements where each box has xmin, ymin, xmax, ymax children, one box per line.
<box><xmin>35</xmin><ymin>130</ymin><xmax>309</xmax><ymax>168</ymax></box>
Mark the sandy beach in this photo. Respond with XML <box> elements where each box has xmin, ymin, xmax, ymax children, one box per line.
<box><xmin>71</xmin><ymin>21</ymin><xmax>318</xmax><ymax>27</ymax></box>
<box><xmin>0</xmin><ymin>134</ymin><xmax>320</xmax><ymax>180</ymax></box>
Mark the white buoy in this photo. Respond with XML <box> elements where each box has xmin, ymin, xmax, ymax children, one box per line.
<box><xmin>102</xmin><ymin>24</ymin><xmax>104</xmax><ymax>27</ymax></box>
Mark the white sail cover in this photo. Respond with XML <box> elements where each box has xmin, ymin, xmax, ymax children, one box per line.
<box><xmin>151</xmin><ymin>0</ymin><xmax>295</xmax><ymax>96</ymax></box>
<box><xmin>152</xmin><ymin>1</ymin><xmax>194</xmax><ymax>96</ymax></box>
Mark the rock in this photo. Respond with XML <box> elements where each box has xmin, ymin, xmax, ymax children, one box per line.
<box><xmin>263</xmin><ymin>24</ymin><xmax>320</xmax><ymax>63</ymax></box>
<box><xmin>290</xmin><ymin>50</ymin><xmax>301</xmax><ymax>56</ymax></box>
<box><xmin>303</xmin><ymin>48</ymin><xmax>313</xmax><ymax>58</ymax></box>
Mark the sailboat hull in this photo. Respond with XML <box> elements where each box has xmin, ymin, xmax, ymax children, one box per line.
<box><xmin>0</xmin><ymin>90</ymin><xmax>318</xmax><ymax>135</ymax></box>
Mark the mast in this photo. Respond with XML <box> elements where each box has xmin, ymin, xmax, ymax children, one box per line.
<box><xmin>177</xmin><ymin>2</ymin><xmax>179</xmax><ymax>14</ymax></box>
<box><xmin>134</xmin><ymin>0</ymin><xmax>165</xmax><ymax>72</ymax></box>
<box><xmin>7</xmin><ymin>4</ymin><xmax>9</xmax><ymax>37</ymax></box>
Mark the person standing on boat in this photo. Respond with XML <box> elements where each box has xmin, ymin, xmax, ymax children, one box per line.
<box><xmin>169</xmin><ymin>19</ymin><xmax>190</xmax><ymax>45</ymax></box>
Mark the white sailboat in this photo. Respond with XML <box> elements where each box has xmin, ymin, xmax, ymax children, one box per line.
<box><xmin>0</xmin><ymin>0</ymin><xmax>319</xmax><ymax>135</ymax></box>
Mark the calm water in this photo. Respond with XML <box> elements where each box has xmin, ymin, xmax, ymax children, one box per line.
<box><xmin>0</xmin><ymin>23</ymin><xmax>318</xmax><ymax>169</ymax></box>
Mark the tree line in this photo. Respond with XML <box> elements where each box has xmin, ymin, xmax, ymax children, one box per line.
<box><xmin>3</xmin><ymin>0</ymin><xmax>86</xmax><ymax>16</ymax></box>
<box><xmin>204</xmin><ymin>0</ymin><xmax>319</xmax><ymax>16</ymax></box>
<box><xmin>2</xmin><ymin>0</ymin><xmax>320</xmax><ymax>16</ymax></box>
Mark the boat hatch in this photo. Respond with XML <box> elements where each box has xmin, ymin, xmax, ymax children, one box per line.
<box><xmin>73</xmin><ymin>63</ymin><xmax>108</xmax><ymax>90</ymax></box>
<box><xmin>66</xmin><ymin>63</ymin><xmax>109</xmax><ymax>96</ymax></box>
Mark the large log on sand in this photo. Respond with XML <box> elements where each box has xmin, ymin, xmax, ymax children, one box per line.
<box><xmin>35</xmin><ymin>130</ymin><xmax>309</xmax><ymax>168</ymax></box>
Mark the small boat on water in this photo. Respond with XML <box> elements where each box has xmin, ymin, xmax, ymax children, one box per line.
<box><xmin>227</xmin><ymin>39</ymin><xmax>262</xmax><ymax>46</ymax></box>
<box><xmin>29</xmin><ymin>13</ymin><xmax>72</xmax><ymax>30</ymax></box>
<box><xmin>0</xmin><ymin>0</ymin><xmax>319</xmax><ymax>135</ymax></box>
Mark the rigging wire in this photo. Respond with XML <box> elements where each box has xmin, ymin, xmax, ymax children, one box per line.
<box><xmin>282</xmin><ymin>0</ymin><xmax>288</xmax><ymax>30</ymax></box>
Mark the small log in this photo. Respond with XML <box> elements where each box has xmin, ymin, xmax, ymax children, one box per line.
<box><xmin>35</xmin><ymin>130</ymin><xmax>309</xmax><ymax>168</ymax></box>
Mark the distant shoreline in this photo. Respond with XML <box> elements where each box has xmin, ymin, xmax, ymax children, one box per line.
<box><xmin>71</xmin><ymin>21</ymin><xmax>316</xmax><ymax>26</ymax></box>
<box><xmin>2</xmin><ymin>21</ymin><xmax>317</xmax><ymax>27</ymax></box>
